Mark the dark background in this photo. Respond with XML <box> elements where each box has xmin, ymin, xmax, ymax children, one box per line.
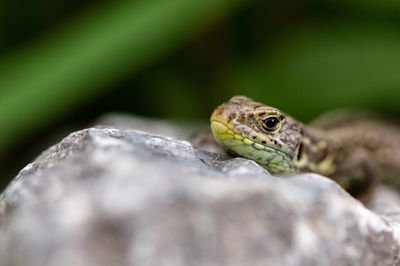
<box><xmin>1</xmin><ymin>0</ymin><xmax>400</xmax><ymax>190</ymax></box>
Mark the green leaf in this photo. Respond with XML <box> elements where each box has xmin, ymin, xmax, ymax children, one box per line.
<box><xmin>227</xmin><ymin>23</ymin><xmax>400</xmax><ymax>121</ymax></box>
<box><xmin>0</xmin><ymin>0</ymin><xmax>242</xmax><ymax>153</ymax></box>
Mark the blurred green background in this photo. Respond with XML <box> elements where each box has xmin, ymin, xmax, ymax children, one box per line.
<box><xmin>1</xmin><ymin>0</ymin><xmax>400</xmax><ymax>189</ymax></box>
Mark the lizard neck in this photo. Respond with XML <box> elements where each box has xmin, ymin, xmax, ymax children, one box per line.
<box><xmin>295</xmin><ymin>127</ymin><xmax>336</xmax><ymax>175</ymax></box>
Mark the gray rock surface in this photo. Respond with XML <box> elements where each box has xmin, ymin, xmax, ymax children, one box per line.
<box><xmin>1</xmin><ymin>124</ymin><xmax>400</xmax><ymax>266</ymax></box>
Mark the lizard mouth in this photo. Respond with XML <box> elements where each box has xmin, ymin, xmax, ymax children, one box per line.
<box><xmin>210</xmin><ymin>111</ymin><xmax>296</xmax><ymax>174</ymax></box>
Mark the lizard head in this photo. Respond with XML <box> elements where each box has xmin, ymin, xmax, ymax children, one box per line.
<box><xmin>210</xmin><ymin>96</ymin><xmax>304</xmax><ymax>174</ymax></box>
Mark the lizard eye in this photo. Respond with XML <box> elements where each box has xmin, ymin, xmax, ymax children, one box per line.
<box><xmin>262</xmin><ymin>116</ymin><xmax>280</xmax><ymax>131</ymax></box>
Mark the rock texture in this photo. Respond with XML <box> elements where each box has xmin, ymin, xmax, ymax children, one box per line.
<box><xmin>1</xmin><ymin>122</ymin><xmax>400</xmax><ymax>266</ymax></box>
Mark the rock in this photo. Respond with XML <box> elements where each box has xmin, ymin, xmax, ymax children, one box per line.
<box><xmin>96</xmin><ymin>113</ymin><xmax>224</xmax><ymax>154</ymax></box>
<box><xmin>1</xmin><ymin>126</ymin><xmax>400</xmax><ymax>266</ymax></box>
<box><xmin>370</xmin><ymin>186</ymin><xmax>400</xmax><ymax>222</ymax></box>
<box><xmin>96</xmin><ymin>113</ymin><xmax>199</xmax><ymax>140</ymax></box>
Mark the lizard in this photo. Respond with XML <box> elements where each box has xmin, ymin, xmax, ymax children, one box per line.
<box><xmin>210</xmin><ymin>95</ymin><xmax>400</xmax><ymax>204</ymax></box>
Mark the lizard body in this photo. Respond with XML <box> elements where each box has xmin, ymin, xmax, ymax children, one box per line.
<box><xmin>210</xmin><ymin>96</ymin><xmax>400</xmax><ymax>203</ymax></box>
